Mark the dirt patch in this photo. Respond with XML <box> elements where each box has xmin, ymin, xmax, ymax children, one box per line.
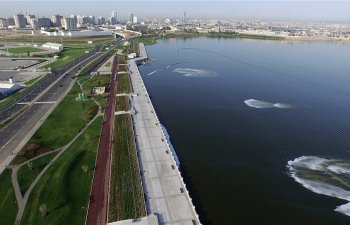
<box><xmin>11</xmin><ymin>143</ymin><xmax>53</xmax><ymax>165</ymax></box>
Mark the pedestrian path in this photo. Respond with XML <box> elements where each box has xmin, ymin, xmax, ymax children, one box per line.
<box><xmin>127</xmin><ymin>43</ymin><xmax>201</xmax><ymax>225</ymax></box>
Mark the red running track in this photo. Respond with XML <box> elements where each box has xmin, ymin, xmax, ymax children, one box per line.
<box><xmin>86</xmin><ymin>55</ymin><xmax>119</xmax><ymax>225</ymax></box>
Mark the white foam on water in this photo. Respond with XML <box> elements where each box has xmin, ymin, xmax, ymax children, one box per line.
<box><xmin>274</xmin><ymin>103</ymin><xmax>294</xmax><ymax>108</ymax></box>
<box><xmin>147</xmin><ymin>69</ymin><xmax>163</xmax><ymax>76</ymax></box>
<box><xmin>335</xmin><ymin>202</ymin><xmax>350</xmax><ymax>216</ymax></box>
<box><xmin>288</xmin><ymin>156</ymin><xmax>350</xmax><ymax>216</ymax></box>
<box><xmin>173</xmin><ymin>68</ymin><xmax>218</xmax><ymax>77</ymax></box>
<box><xmin>327</xmin><ymin>165</ymin><xmax>350</xmax><ymax>175</ymax></box>
<box><xmin>244</xmin><ymin>99</ymin><xmax>274</xmax><ymax>108</ymax></box>
<box><xmin>244</xmin><ymin>99</ymin><xmax>293</xmax><ymax>109</ymax></box>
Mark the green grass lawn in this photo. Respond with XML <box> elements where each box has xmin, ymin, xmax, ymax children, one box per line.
<box><xmin>115</xmin><ymin>96</ymin><xmax>129</xmax><ymax>112</ymax></box>
<box><xmin>117</xmin><ymin>73</ymin><xmax>132</xmax><ymax>94</ymax></box>
<box><xmin>20</xmin><ymin>117</ymin><xmax>103</xmax><ymax>225</ymax></box>
<box><xmin>104</xmin><ymin>61</ymin><xmax>111</xmax><ymax>67</ymax></box>
<box><xmin>17</xmin><ymin>152</ymin><xmax>58</xmax><ymax>195</ymax></box>
<box><xmin>109</xmin><ymin>114</ymin><xmax>146</xmax><ymax>222</ymax></box>
<box><xmin>13</xmin><ymin>83</ymin><xmax>98</xmax><ymax>164</ymax></box>
<box><xmin>42</xmin><ymin>47</ymin><xmax>92</xmax><ymax>69</ymax></box>
<box><xmin>29</xmin><ymin>83</ymin><xmax>98</xmax><ymax>149</ymax></box>
<box><xmin>7</xmin><ymin>47</ymin><xmax>45</xmax><ymax>54</ymax></box>
<box><xmin>118</xmin><ymin>65</ymin><xmax>126</xmax><ymax>71</ymax></box>
<box><xmin>81</xmin><ymin>75</ymin><xmax>110</xmax><ymax>93</ymax></box>
<box><xmin>0</xmin><ymin>169</ymin><xmax>18</xmax><ymax>225</ymax></box>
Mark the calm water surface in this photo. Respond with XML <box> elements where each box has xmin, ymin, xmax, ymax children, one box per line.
<box><xmin>138</xmin><ymin>37</ymin><xmax>350</xmax><ymax>225</ymax></box>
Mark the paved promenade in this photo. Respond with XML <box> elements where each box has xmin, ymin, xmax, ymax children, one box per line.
<box><xmin>127</xmin><ymin>44</ymin><xmax>201</xmax><ymax>225</ymax></box>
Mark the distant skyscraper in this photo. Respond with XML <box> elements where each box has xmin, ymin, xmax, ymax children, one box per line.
<box><xmin>182</xmin><ymin>11</ymin><xmax>187</xmax><ymax>23</ymax></box>
<box><xmin>111</xmin><ymin>11</ymin><xmax>117</xmax><ymax>24</ymax></box>
<box><xmin>25</xmin><ymin>15</ymin><xmax>35</xmax><ymax>25</ymax></box>
<box><xmin>13</xmin><ymin>14</ymin><xmax>26</xmax><ymax>28</ymax></box>
<box><xmin>61</xmin><ymin>18</ymin><xmax>76</xmax><ymax>30</ymax></box>
<box><xmin>70</xmin><ymin>15</ymin><xmax>78</xmax><ymax>24</ymax></box>
<box><xmin>30</xmin><ymin>18</ymin><xmax>39</xmax><ymax>30</ymax></box>
<box><xmin>37</xmin><ymin>18</ymin><xmax>51</xmax><ymax>28</ymax></box>
<box><xmin>98</xmin><ymin>16</ymin><xmax>106</xmax><ymax>25</ymax></box>
<box><xmin>133</xmin><ymin>16</ymin><xmax>138</xmax><ymax>24</ymax></box>
<box><xmin>89</xmin><ymin>15</ymin><xmax>96</xmax><ymax>25</ymax></box>
<box><xmin>128</xmin><ymin>12</ymin><xmax>134</xmax><ymax>23</ymax></box>
<box><xmin>51</xmin><ymin>15</ymin><xmax>63</xmax><ymax>27</ymax></box>
<box><xmin>0</xmin><ymin>18</ymin><xmax>9</xmax><ymax>28</ymax></box>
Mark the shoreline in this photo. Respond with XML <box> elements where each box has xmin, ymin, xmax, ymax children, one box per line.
<box><xmin>134</xmin><ymin>32</ymin><xmax>350</xmax><ymax>48</ymax></box>
<box><xmin>127</xmin><ymin>43</ymin><xmax>202</xmax><ymax>224</ymax></box>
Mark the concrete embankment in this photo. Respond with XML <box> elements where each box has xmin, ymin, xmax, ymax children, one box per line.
<box><xmin>127</xmin><ymin>43</ymin><xmax>201</xmax><ymax>225</ymax></box>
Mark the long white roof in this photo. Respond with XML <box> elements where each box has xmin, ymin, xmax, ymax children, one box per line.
<box><xmin>0</xmin><ymin>83</ymin><xmax>21</xmax><ymax>89</ymax></box>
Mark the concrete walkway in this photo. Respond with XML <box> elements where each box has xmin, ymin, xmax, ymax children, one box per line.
<box><xmin>108</xmin><ymin>214</ymin><xmax>159</xmax><ymax>225</ymax></box>
<box><xmin>127</xmin><ymin>43</ymin><xmax>201</xmax><ymax>225</ymax></box>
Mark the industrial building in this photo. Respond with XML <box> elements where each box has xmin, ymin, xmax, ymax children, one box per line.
<box><xmin>42</xmin><ymin>42</ymin><xmax>63</xmax><ymax>51</ymax></box>
<box><xmin>0</xmin><ymin>83</ymin><xmax>23</xmax><ymax>97</ymax></box>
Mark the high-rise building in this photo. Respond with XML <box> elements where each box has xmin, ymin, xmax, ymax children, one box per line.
<box><xmin>37</xmin><ymin>18</ymin><xmax>51</xmax><ymax>28</ymax></box>
<box><xmin>30</xmin><ymin>18</ymin><xmax>39</xmax><ymax>30</ymax></box>
<box><xmin>97</xmin><ymin>17</ymin><xmax>106</xmax><ymax>25</ymax></box>
<box><xmin>70</xmin><ymin>15</ymin><xmax>78</xmax><ymax>24</ymax></box>
<box><xmin>89</xmin><ymin>16</ymin><xmax>96</xmax><ymax>25</ymax></box>
<box><xmin>61</xmin><ymin>18</ymin><xmax>76</xmax><ymax>30</ymax></box>
<box><xmin>7</xmin><ymin>18</ymin><xmax>15</xmax><ymax>26</ymax></box>
<box><xmin>13</xmin><ymin>14</ymin><xmax>26</xmax><ymax>28</ymax></box>
<box><xmin>133</xmin><ymin>16</ymin><xmax>138</xmax><ymax>24</ymax></box>
<box><xmin>182</xmin><ymin>11</ymin><xmax>187</xmax><ymax>23</ymax></box>
<box><xmin>26</xmin><ymin>15</ymin><xmax>35</xmax><ymax>25</ymax></box>
<box><xmin>0</xmin><ymin>18</ymin><xmax>9</xmax><ymax>28</ymax></box>
<box><xmin>51</xmin><ymin>15</ymin><xmax>63</xmax><ymax>27</ymax></box>
<box><xmin>111</xmin><ymin>11</ymin><xmax>117</xmax><ymax>24</ymax></box>
<box><xmin>128</xmin><ymin>12</ymin><xmax>134</xmax><ymax>23</ymax></box>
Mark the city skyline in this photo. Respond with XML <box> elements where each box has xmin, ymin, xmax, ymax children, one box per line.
<box><xmin>1</xmin><ymin>1</ymin><xmax>350</xmax><ymax>22</ymax></box>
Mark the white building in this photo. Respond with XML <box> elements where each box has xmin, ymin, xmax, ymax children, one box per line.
<box><xmin>42</xmin><ymin>42</ymin><xmax>63</xmax><ymax>51</ymax></box>
<box><xmin>133</xmin><ymin>16</ymin><xmax>138</xmax><ymax>24</ymax></box>
<box><xmin>61</xmin><ymin>18</ymin><xmax>76</xmax><ymax>30</ymax></box>
<box><xmin>0</xmin><ymin>83</ymin><xmax>23</xmax><ymax>97</ymax></box>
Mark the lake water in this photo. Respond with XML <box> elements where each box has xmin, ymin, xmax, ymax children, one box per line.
<box><xmin>138</xmin><ymin>37</ymin><xmax>350</xmax><ymax>225</ymax></box>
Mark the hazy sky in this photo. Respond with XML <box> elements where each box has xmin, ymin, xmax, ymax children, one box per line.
<box><xmin>1</xmin><ymin>1</ymin><xmax>350</xmax><ymax>22</ymax></box>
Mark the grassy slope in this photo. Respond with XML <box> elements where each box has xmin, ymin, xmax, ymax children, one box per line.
<box><xmin>17</xmin><ymin>152</ymin><xmax>58</xmax><ymax>195</ymax></box>
<box><xmin>0</xmin><ymin>169</ymin><xmax>18</xmax><ymax>225</ymax></box>
<box><xmin>21</xmin><ymin>117</ymin><xmax>103</xmax><ymax>225</ymax></box>
<box><xmin>42</xmin><ymin>47</ymin><xmax>91</xmax><ymax>69</ymax></box>
<box><xmin>109</xmin><ymin>114</ymin><xmax>146</xmax><ymax>222</ymax></box>
<box><xmin>115</xmin><ymin>96</ymin><xmax>129</xmax><ymax>112</ymax></box>
<box><xmin>117</xmin><ymin>73</ymin><xmax>132</xmax><ymax>94</ymax></box>
<box><xmin>7</xmin><ymin>47</ymin><xmax>45</xmax><ymax>54</ymax></box>
<box><xmin>11</xmin><ymin>83</ymin><xmax>97</xmax><ymax>164</ymax></box>
<box><xmin>30</xmin><ymin>83</ymin><xmax>97</xmax><ymax>149</ymax></box>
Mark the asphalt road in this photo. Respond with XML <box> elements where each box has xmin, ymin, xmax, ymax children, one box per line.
<box><xmin>0</xmin><ymin>46</ymin><xmax>99</xmax><ymax>122</ymax></box>
<box><xmin>0</xmin><ymin>47</ymin><xmax>110</xmax><ymax>173</ymax></box>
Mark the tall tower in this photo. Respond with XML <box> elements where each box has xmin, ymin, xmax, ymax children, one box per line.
<box><xmin>111</xmin><ymin>11</ymin><xmax>117</xmax><ymax>24</ymax></box>
<box><xmin>182</xmin><ymin>11</ymin><xmax>187</xmax><ymax>23</ymax></box>
<box><xmin>128</xmin><ymin>12</ymin><xmax>134</xmax><ymax>24</ymax></box>
<box><xmin>13</xmin><ymin>14</ymin><xmax>26</xmax><ymax>28</ymax></box>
